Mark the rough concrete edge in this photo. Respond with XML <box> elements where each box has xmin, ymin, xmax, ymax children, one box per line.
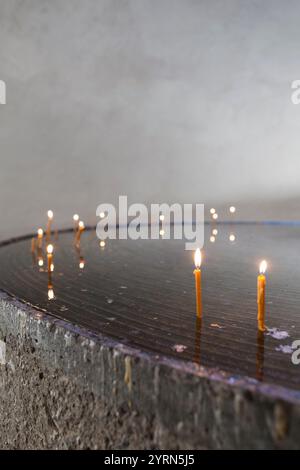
<box><xmin>1</xmin><ymin>290</ymin><xmax>300</xmax><ymax>449</ymax></box>
<box><xmin>1</xmin><ymin>290</ymin><xmax>300</xmax><ymax>407</ymax></box>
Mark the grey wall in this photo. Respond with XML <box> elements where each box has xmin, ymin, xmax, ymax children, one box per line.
<box><xmin>0</xmin><ymin>0</ymin><xmax>300</xmax><ymax>239</ymax></box>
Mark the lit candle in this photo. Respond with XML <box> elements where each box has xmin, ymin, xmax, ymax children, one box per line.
<box><xmin>37</xmin><ymin>228</ymin><xmax>44</xmax><ymax>249</ymax></box>
<box><xmin>47</xmin><ymin>244</ymin><xmax>54</xmax><ymax>273</ymax></box>
<box><xmin>46</xmin><ymin>210</ymin><xmax>54</xmax><ymax>240</ymax></box>
<box><xmin>79</xmin><ymin>257</ymin><xmax>85</xmax><ymax>270</ymax></box>
<box><xmin>257</xmin><ymin>260</ymin><xmax>267</xmax><ymax>331</ymax></box>
<box><xmin>73</xmin><ymin>214</ymin><xmax>79</xmax><ymax>232</ymax></box>
<box><xmin>75</xmin><ymin>220</ymin><xmax>85</xmax><ymax>246</ymax></box>
<box><xmin>193</xmin><ymin>248</ymin><xmax>202</xmax><ymax>318</ymax></box>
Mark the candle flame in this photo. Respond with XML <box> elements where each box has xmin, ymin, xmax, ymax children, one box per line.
<box><xmin>212</xmin><ymin>213</ymin><xmax>218</xmax><ymax>220</ymax></box>
<box><xmin>37</xmin><ymin>228</ymin><xmax>43</xmax><ymax>237</ymax></box>
<box><xmin>194</xmin><ymin>248</ymin><xmax>202</xmax><ymax>269</ymax></box>
<box><xmin>47</xmin><ymin>244</ymin><xmax>54</xmax><ymax>255</ymax></box>
<box><xmin>73</xmin><ymin>214</ymin><xmax>79</xmax><ymax>222</ymax></box>
<box><xmin>229</xmin><ymin>206</ymin><xmax>236</xmax><ymax>214</ymax></box>
<box><xmin>38</xmin><ymin>259</ymin><xmax>44</xmax><ymax>267</ymax></box>
<box><xmin>47</xmin><ymin>210</ymin><xmax>54</xmax><ymax>219</ymax></box>
<box><xmin>79</xmin><ymin>221</ymin><xmax>85</xmax><ymax>229</ymax></box>
<box><xmin>79</xmin><ymin>261</ymin><xmax>85</xmax><ymax>269</ymax></box>
<box><xmin>259</xmin><ymin>260</ymin><xmax>267</xmax><ymax>274</ymax></box>
<box><xmin>100</xmin><ymin>240</ymin><xmax>106</xmax><ymax>248</ymax></box>
<box><xmin>210</xmin><ymin>208</ymin><xmax>216</xmax><ymax>215</ymax></box>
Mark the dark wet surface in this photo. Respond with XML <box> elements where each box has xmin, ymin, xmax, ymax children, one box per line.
<box><xmin>0</xmin><ymin>223</ymin><xmax>300</xmax><ymax>391</ymax></box>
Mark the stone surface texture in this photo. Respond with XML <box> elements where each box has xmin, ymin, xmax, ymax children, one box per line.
<box><xmin>0</xmin><ymin>291</ymin><xmax>300</xmax><ymax>450</ymax></box>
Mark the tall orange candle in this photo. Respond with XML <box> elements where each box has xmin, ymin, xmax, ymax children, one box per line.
<box><xmin>257</xmin><ymin>260</ymin><xmax>267</xmax><ymax>331</ymax></box>
<box><xmin>193</xmin><ymin>248</ymin><xmax>202</xmax><ymax>318</ymax></box>
<box><xmin>46</xmin><ymin>210</ymin><xmax>54</xmax><ymax>240</ymax></box>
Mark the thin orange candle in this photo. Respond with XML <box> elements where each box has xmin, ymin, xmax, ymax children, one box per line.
<box><xmin>46</xmin><ymin>210</ymin><xmax>54</xmax><ymax>240</ymax></box>
<box><xmin>257</xmin><ymin>260</ymin><xmax>267</xmax><ymax>331</ymax></box>
<box><xmin>37</xmin><ymin>228</ymin><xmax>44</xmax><ymax>249</ymax></box>
<box><xmin>193</xmin><ymin>248</ymin><xmax>202</xmax><ymax>318</ymax></box>
<box><xmin>73</xmin><ymin>214</ymin><xmax>79</xmax><ymax>232</ymax></box>
<box><xmin>75</xmin><ymin>220</ymin><xmax>85</xmax><ymax>246</ymax></box>
<box><xmin>47</xmin><ymin>244</ymin><xmax>54</xmax><ymax>273</ymax></box>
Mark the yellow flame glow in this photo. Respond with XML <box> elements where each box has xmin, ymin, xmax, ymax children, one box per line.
<box><xmin>73</xmin><ymin>214</ymin><xmax>79</xmax><ymax>222</ymax></box>
<box><xmin>194</xmin><ymin>248</ymin><xmax>202</xmax><ymax>268</ymax></box>
<box><xmin>259</xmin><ymin>260</ymin><xmax>267</xmax><ymax>274</ymax></box>
<box><xmin>47</xmin><ymin>210</ymin><xmax>54</xmax><ymax>219</ymax></box>
<box><xmin>47</xmin><ymin>244</ymin><xmax>54</xmax><ymax>255</ymax></box>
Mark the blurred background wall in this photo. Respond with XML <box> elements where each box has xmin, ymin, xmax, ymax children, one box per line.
<box><xmin>0</xmin><ymin>0</ymin><xmax>300</xmax><ymax>240</ymax></box>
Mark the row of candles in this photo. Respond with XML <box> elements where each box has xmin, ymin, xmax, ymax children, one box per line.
<box><xmin>31</xmin><ymin>211</ymin><xmax>89</xmax><ymax>300</ymax></box>
<box><xmin>32</xmin><ymin>207</ymin><xmax>266</xmax><ymax>332</ymax></box>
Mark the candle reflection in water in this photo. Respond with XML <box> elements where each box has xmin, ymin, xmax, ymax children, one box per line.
<box><xmin>256</xmin><ymin>329</ymin><xmax>265</xmax><ymax>381</ymax></box>
<box><xmin>193</xmin><ymin>317</ymin><xmax>202</xmax><ymax>365</ymax></box>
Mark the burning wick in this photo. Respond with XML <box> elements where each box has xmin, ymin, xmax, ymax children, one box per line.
<box><xmin>75</xmin><ymin>221</ymin><xmax>85</xmax><ymax>246</ymax></box>
<box><xmin>37</xmin><ymin>228</ymin><xmax>44</xmax><ymax>249</ymax></box>
<box><xmin>47</xmin><ymin>244</ymin><xmax>54</xmax><ymax>273</ymax></box>
<box><xmin>99</xmin><ymin>240</ymin><xmax>106</xmax><ymax>248</ymax></box>
<box><xmin>210</xmin><ymin>208</ymin><xmax>216</xmax><ymax>215</ymax></box>
<box><xmin>46</xmin><ymin>210</ymin><xmax>54</xmax><ymax>240</ymax></box>
<box><xmin>193</xmin><ymin>248</ymin><xmax>202</xmax><ymax>318</ymax></box>
<box><xmin>257</xmin><ymin>260</ymin><xmax>267</xmax><ymax>331</ymax></box>
<box><xmin>212</xmin><ymin>213</ymin><xmax>218</xmax><ymax>220</ymax></box>
<box><xmin>229</xmin><ymin>206</ymin><xmax>236</xmax><ymax>214</ymax></box>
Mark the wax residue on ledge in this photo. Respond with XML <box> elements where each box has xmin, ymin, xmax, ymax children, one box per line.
<box><xmin>267</xmin><ymin>328</ymin><xmax>289</xmax><ymax>340</ymax></box>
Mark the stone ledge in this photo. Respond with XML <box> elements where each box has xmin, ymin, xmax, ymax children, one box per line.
<box><xmin>0</xmin><ymin>291</ymin><xmax>299</xmax><ymax>449</ymax></box>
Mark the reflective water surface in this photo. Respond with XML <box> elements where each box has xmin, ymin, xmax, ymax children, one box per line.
<box><xmin>0</xmin><ymin>223</ymin><xmax>300</xmax><ymax>391</ymax></box>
